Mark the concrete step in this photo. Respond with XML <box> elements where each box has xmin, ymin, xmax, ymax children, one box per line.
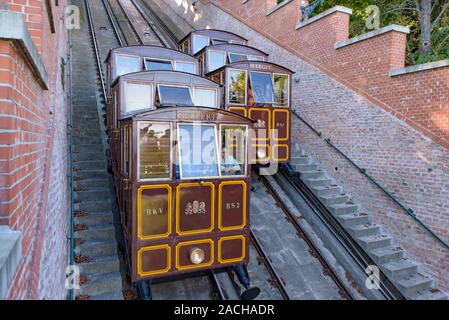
<box><xmin>318</xmin><ymin>194</ymin><xmax>350</xmax><ymax>206</ymax></box>
<box><xmin>78</xmin><ymin>272</ymin><xmax>122</xmax><ymax>297</ymax></box>
<box><xmin>292</xmin><ymin>163</ymin><xmax>318</xmax><ymax>172</ymax></box>
<box><xmin>311</xmin><ymin>185</ymin><xmax>342</xmax><ymax>197</ymax></box>
<box><xmin>89</xmin><ymin>291</ymin><xmax>124</xmax><ymax>300</ymax></box>
<box><xmin>75</xmin><ymin>178</ymin><xmax>110</xmax><ymax>190</ymax></box>
<box><xmin>337</xmin><ymin>212</ymin><xmax>370</xmax><ymax>227</ymax></box>
<box><xmin>381</xmin><ymin>259</ymin><xmax>419</xmax><ymax>280</ymax></box>
<box><xmin>75</xmin><ymin>160</ymin><xmax>107</xmax><ymax>170</ymax></box>
<box><xmin>329</xmin><ymin>203</ymin><xmax>359</xmax><ymax>216</ymax></box>
<box><xmin>347</xmin><ymin>223</ymin><xmax>381</xmax><ymax>238</ymax></box>
<box><xmin>74</xmin><ymin>144</ymin><xmax>104</xmax><ymax>153</ymax></box>
<box><xmin>75</xmin><ymin>239</ymin><xmax>117</xmax><ymax>256</ymax></box>
<box><xmin>394</xmin><ymin>273</ymin><xmax>433</xmax><ymax>297</ymax></box>
<box><xmin>357</xmin><ymin>234</ymin><xmax>393</xmax><ymax>250</ymax></box>
<box><xmin>74</xmin><ymin>136</ymin><xmax>102</xmax><ymax>145</ymax></box>
<box><xmin>74</xmin><ymin>151</ymin><xmax>106</xmax><ymax>162</ymax></box>
<box><xmin>303</xmin><ymin>178</ymin><xmax>333</xmax><ymax>188</ymax></box>
<box><xmin>408</xmin><ymin>288</ymin><xmax>448</xmax><ymax>300</ymax></box>
<box><xmin>299</xmin><ymin>170</ymin><xmax>325</xmax><ymax>179</ymax></box>
<box><xmin>75</xmin><ymin>189</ymin><xmax>111</xmax><ymax>202</ymax></box>
<box><xmin>75</xmin><ymin>224</ymin><xmax>116</xmax><ymax>241</ymax></box>
<box><xmin>290</xmin><ymin>155</ymin><xmax>309</xmax><ymax>165</ymax></box>
<box><xmin>75</xmin><ymin>169</ymin><xmax>109</xmax><ymax>180</ymax></box>
<box><xmin>369</xmin><ymin>246</ymin><xmax>405</xmax><ymax>264</ymax></box>
<box><xmin>79</xmin><ymin>255</ymin><xmax>120</xmax><ymax>275</ymax></box>
<box><xmin>75</xmin><ymin>211</ymin><xmax>113</xmax><ymax>226</ymax></box>
<box><xmin>75</xmin><ymin>200</ymin><xmax>112</xmax><ymax>212</ymax></box>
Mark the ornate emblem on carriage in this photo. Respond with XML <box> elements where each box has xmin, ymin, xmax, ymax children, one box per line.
<box><xmin>254</xmin><ymin>119</ymin><xmax>266</xmax><ymax>129</ymax></box>
<box><xmin>185</xmin><ymin>200</ymin><xmax>206</xmax><ymax>215</ymax></box>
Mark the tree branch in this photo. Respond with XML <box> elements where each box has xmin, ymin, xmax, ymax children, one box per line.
<box><xmin>382</xmin><ymin>7</ymin><xmax>419</xmax><ymax>16</ymax></box>
<box><xmin>431</xmin><ymin>1</ymin><xmax>449</xmax><ymax>30</ymax></box>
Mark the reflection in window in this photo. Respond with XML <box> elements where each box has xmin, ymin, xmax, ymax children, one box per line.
<box><xmin>193</xmin><ymin>35</ymin><xmax>209</xmax><ymax>54</ymax></box>
<box><xmin>250</xmin><ymin>72</ymin><xmax>274</xmax><ymax>104</ymax></box>
<box><xmin>178</xmin><ymin>124</ymin><xmax>219</xmax><ymax>179</ymax></box>
<box><xmin>115</xmin><ymin>55</ymin><xmax>141</xmax><ymax>79</ymax></box>
<box><xmin>220</xmin><ymin>126</ymin><xmax>246</xmax><ymax>176</ymax></box>
<box><xmin>228</xmin><ymin>69</ymin><xmax>247</xmax><ymax>105</ymax></box>
<box><xmin>159</xmin><ymin>86</ymin><xmax>193</xmax><ymax>106</ymax></box>
<box><xmin>139</xmin><ymin>123</ymin><xmax>171</xmax><ymax>180</ymax></box>
<box><xmin>144</xmin><ymin>59</ymin><xmax>173</xmax><ymax>71</ymax></box>
<box><xmin>209</xmin><ymin>51</ymin><xmax>226</xmax><ymax>72</ymax></box>
<box><xmin>249</xmin><ymin>55</ymin><xmax>265</xmax><ymax>61</ymax></box>
<box><xmin>211</xmin><ymin>38</ymin><xmax>229</xmax><ymax>45</ymax></box>
<box><xmin>274</xmin><ymin>74</ymin><xmax>289</xmax><ymax>106</ymax></box>
<box><xmin>125</xmin><ymin>82</ymin><xmax>153</xmax><ymax>113</ymax></box>
<box><xmin>175</xmin><ymin>61</ymin><xmax>196</xmax><ymax>74</ymax></box>
<box><xmin>193</xmin><ymin>88</ymin><xmax>217</xmax><ymax>108</ymax></box>
<box><xmin>228</xmin><ymin>53</ymin><xmax>247</xmax><ymax>63</ymax></box>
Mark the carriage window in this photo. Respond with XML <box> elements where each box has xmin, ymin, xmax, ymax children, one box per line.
<box><xmin>228</xmin><ymin>69</ymin><xmax>247</xmax><ymax>105</ymax></box>
<box><xmin>144</xmin><ymin>59</ymin><xmax>173</xmax><ymax>71</ymax></box>
<box><xmin>274</xmin><ymin>74</ymin><xmax>289</xmax><ymax>106</ymax></box>
<box><xmin>228</xmin><ymin>53</ymin><xmax>247</xmax><ymax>63</ymax></box>
<box><xmin>178</xmin><ymin>124</ymin><xmax>219</xmax><ymax>179</ymax></box>
<box><xmin>220</xmin><ymin>125</ymin><xmax>247</xmax><ymax>176</ymax></box>
<box><xmin>193</xmin><ymin>88</ymin><xmax>217</xmax><ymax>108</ymax></box>
<box><xmin>193</xmin><ymin>35</ymin><xmax>209</xmax><ymax>54</ymax></box>
<box><xmin>249</xmin><ymin>72</ymin><xmax>275</xmax><ymax>104</ymax></box>
<box><xmin>211</xmin><ymin>38</ymin><xmax>229</xmax><ymax>45</ymax></box>
<box><xmin>158</xmin><ymin>86</ymin><xmax>193</xmax><ymax>106</ymax></box>
<box><xmin>115</xmin><ymin>55</ymin><xmax>141</xmax><ymax>79</ymax></box>
<box><xmin>249</xmin><ymin>55</ymin><xmax>265</xmax><ymax>61</ymax></box>
<box><xmin>124</xmin><ymin>82</ymin><xmax>153</xmax><ymax>113</ymax></box>
<box><xmin>139</xmin><ymin>123</ymin><xmax>171</xmax><ymax>180</ymax></box>
<box><xmin>175</xmin><ymin>61</ymin><xmax>196</xmax><ymax>74</ymax></box>
<box><xmin>209</xmin><ymin>51</ymin><xmax>226</xmax><ymax>72</ymax></box>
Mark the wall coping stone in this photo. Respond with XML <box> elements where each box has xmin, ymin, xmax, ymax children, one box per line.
<box><xmin>390</xmin><ymin>59</ymin><xmax>449</xmax><ymax>77</ymax></box>
<box><xmin>0</xmin><ymin>10</ymin><xmax>49</xmax><ymax>90</ymax></box>
<box><xmin>296</xmin><ymin>5</ymin><xmax>352</xmax><ymax>30</ymax></box>
<box><xmin>335</xmin><ymin>24</ymin><xmax>410</xmax><ymax>49</ymax></box>
<box><xmin>0</xmin><ymin>226</ymin><xmax>22</xmax><ymax>299</ymax></box>
<box><xmin>266</xmin><ymin>0</ymin><xmax>294</xmax><ymax>17</ymax></box>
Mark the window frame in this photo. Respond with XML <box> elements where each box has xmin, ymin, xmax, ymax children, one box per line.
<box><xmin>208</xmin><ymin>49</ymin><xmax>227</xmax><ymax>72</ymax></box>
<box><xmin>219</xmin><ymin>124</ymin><xmax>248</xmax><ymax>178</ymax></box>
<box><xmin>227</xmin><ymin>52</ymin><xmax>248</xmax><ymax>63</ymax></box>
<box><xmin>157</xmin><ymin>84</ymin><xmax>194</xmax><ymax>106</ymax></box>
<box><xmin>177</xmin><ymin>122</ymin><xmax>221</xmax><ymax>180</ymax></box>
<box><xmin>174</xmin><ymin>60</ymin><xmax>197</xmax><ymax>74</ymax></box>
<box><xmin>114</xmin><ymin>53</ymin><xmax>142</xmax><ymax>80</ymax></box>
<box><xmin>143</xmin><ymin>57</ymin><xmax>174</xmax><ymax>71</ymax></box>
<box><xmin>137</xmin><ymin>121</ymin><xmax>173</xmax><ymax>182</ymax></box>
<box><xmin>249</xmin><ymin>70</ymin><xmax>275</xmax><ymax>104</ymax></box>
<box><xmin>192</xmin><ymin>34</ymin><xmax>210</xmax><ymax>55</ymax></box>
<box><xmin>211</xmin><ymin>38</ymin><xmax>229</xmax><ymax>45</ymax></box>
<box><xmin>272</xmin><ymin>72</ymin><xmax>290</xmax><ymax>107</ymax></box>
<box><xmin>248</xmin><ymin>55</ymin><xmax>265</xmax><ymax>61</ymax></box>
<box><xmin>192</xmin><ymin>87</ymin><xmax>218</xmax><ymax>109</ymax></box>
<box><xmin>227</xmin><ymin>68</ymin><xmax>248</xmax><ymax>106</ymax></box>
<box><xmin>123</xmin><ymin>81</ymin><xmax>154</xmax><ymax>115</ymax></box>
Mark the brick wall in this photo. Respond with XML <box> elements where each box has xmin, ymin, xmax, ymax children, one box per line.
<box><xmin>0</xmin><ymin>0</ymin><xmax>69</xmax><ymax>299</ymax></box>
<box><xmin>154</xmin><ymin>0</ymin><xmax>449</xmax><ymax>291</ymax></box>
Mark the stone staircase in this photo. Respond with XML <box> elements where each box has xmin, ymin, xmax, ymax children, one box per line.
<box><xmin>289</xmin><ymin>147</ymin><xmax>448</xmax><ymax>300</ymax></box>
<box><xmin>71</xmin><ymin>1</ymin><xmax>123</xmax><ymax>300</ymax></box>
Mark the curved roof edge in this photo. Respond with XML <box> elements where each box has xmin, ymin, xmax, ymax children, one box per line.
<box><xmin>194</xmin><ymin>43</ymin><xmax>269</xmax><ymax>57</ymax></box>
<box><xmin>179</xmin><ymin>29</ymin><xmax>248</xmax><ymax>43</ymax></box>
<box><xmin>105</xmin><ymin>45</ymin><xmax>199</xmax><ymax>63</ymax></box>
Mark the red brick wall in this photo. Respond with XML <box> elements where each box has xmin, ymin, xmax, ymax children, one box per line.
<box><xmin>0</xmin><ymin>0</ymin><xmax>69</xmax><ymax>299</ymax></box>
<box><xmin>212</xmin><ymin>0</ymin><xmax>449</xmax><ymax>149</ymax></box>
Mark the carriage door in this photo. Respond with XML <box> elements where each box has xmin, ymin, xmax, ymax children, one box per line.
<box><xmin>122</xmin><ymin>125</ymin><xmax>132</xmax><ymax>232</ymax></box>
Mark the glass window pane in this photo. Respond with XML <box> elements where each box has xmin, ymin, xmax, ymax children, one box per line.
<box><xmin>211</xmin><ymin>38</ymin><xmax>229</xmax><ymax>45</ymax></box>
<box><xmin>175</xmin><ymin>61</ymin><xmax>196</xmax><ymax>74</ymax></box>
<box><xmin>249</xmin><ymin>55</ymin><xmax>264</xmax><ymax>61</ymax></box>
<box><xmin>139</xmin><ymin>123</ymin><xmax>171</xmax><ymax>180</ymax></box>
<box><xmin>193</xmin><ymin>35</ymin><xmax>209</xmax><ymax>54</ymax></box>
<box><xmin>209</xmin><ymin>51</ymin><xmax>226</xmax><ymax>72</ymax></box>
<box><xmin>115</xmin><ymin>55</ymin><xmax>141</xmax><ymax>79</ymax></box>
<box><xmin>125</xmin><ymin>82</ymin><xmax>152</xmax><ymax>113</ymax></box>
<box><xmin>228</xmin><ymin>70</ymin><xmax>246</xmax><ymax>105</ymax></box>
<box><xmin>221</xmin><ymin>126</ymin><xmax>246</xmax><ymax>176</ymax></box>
<box><xmin>144</xmin><ymin>59</ymin><xmax>173</xmax><ymax>71</ymax></box>
<box><xmin>178</xmin><ymin>124</ymin><xmax>219</xmax><ymax>179</ymax></box>
<box><xmin>250</xmin><ymin>72</ymin><xmax>274</xmax><ymax>104</ymax></box>
<box><xmin>193</xmin><ymin>88</ymin><xmax>216</xmax><ymax>108</ymax></box>
<box><xmin>229</xmin><ymin>53</ymin><xmax>248</xmax><ymax>63</ymax></box>
<box><xmin>274</xmin><ymin>74</ymin><xmax>289</xmax><ymax>106</ymax></box>
<box><xmin>159</xmin><ymin>86</ymin><xmax>193</xmax><ymax>106</ymax></box>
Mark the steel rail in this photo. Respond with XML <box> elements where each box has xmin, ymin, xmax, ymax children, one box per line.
<box><xmin>278</xmin><ymin>165</ymin><xmax>405</xmax><ymax>300</ymax></box>
<box><xmin>102</xmin><ymin>0</ymin><xmax>126</xmax><ymax>47</ymax></box>
<box><xmin>257</xmin><ymin>174</ymin><xmax>354</xmax><ymax>300</ymax></box>
<box><xmin>249</xmin><ymin>228</ymin><xmax>291</xmax><ymax>300</ymax></box>
<box><xmin>209</xmin><ymin>270</ymin><xmax>226</xmax><ymax>300</ymax></box>
<box><xmin>115</xmin><ymin>0</ymin><xmax>144</xmax><ymax>44</ymax></box>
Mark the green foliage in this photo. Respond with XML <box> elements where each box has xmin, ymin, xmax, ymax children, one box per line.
<box><xmin>309</xmin><ymin>0</ymin><xmax>449</xmax><ymax>65</ymax></box>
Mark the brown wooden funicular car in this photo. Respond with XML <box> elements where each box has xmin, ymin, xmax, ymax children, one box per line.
<box><xmin>112</xmin><ymin>69</ymin><xmax>260</xmax><ymax>299</ymax></box>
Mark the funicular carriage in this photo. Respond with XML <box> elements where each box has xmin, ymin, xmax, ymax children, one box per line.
<box><xmin>109</xmin><ymin>67</ymin><xmax>260</xmax><ymax>299</ymax></box>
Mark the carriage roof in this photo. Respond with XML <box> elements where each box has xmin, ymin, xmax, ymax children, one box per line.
<box><xmin>179</xmin><ymin>29</ymin><xmax>248</xmax><ymax>44</ymax></box>
<box><xmin>106</xmin><ymin>45</ymin><xmax>198</xmax><ymax>64</ymax></box>
<box><xmin>194</xmin><ymin>43</ymin><xmax>268</xmax><ymax>58</ymax></box>
<box><xmin>206</xmin><ymin>60</ymin><xmax>294</xmax><ymax>76</ymax></box>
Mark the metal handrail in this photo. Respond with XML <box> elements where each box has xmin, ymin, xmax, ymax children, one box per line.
<box><xmin>292</xmin><ymin>109</ymin><xmax>449</xmax><ymax>250</ymax></box>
